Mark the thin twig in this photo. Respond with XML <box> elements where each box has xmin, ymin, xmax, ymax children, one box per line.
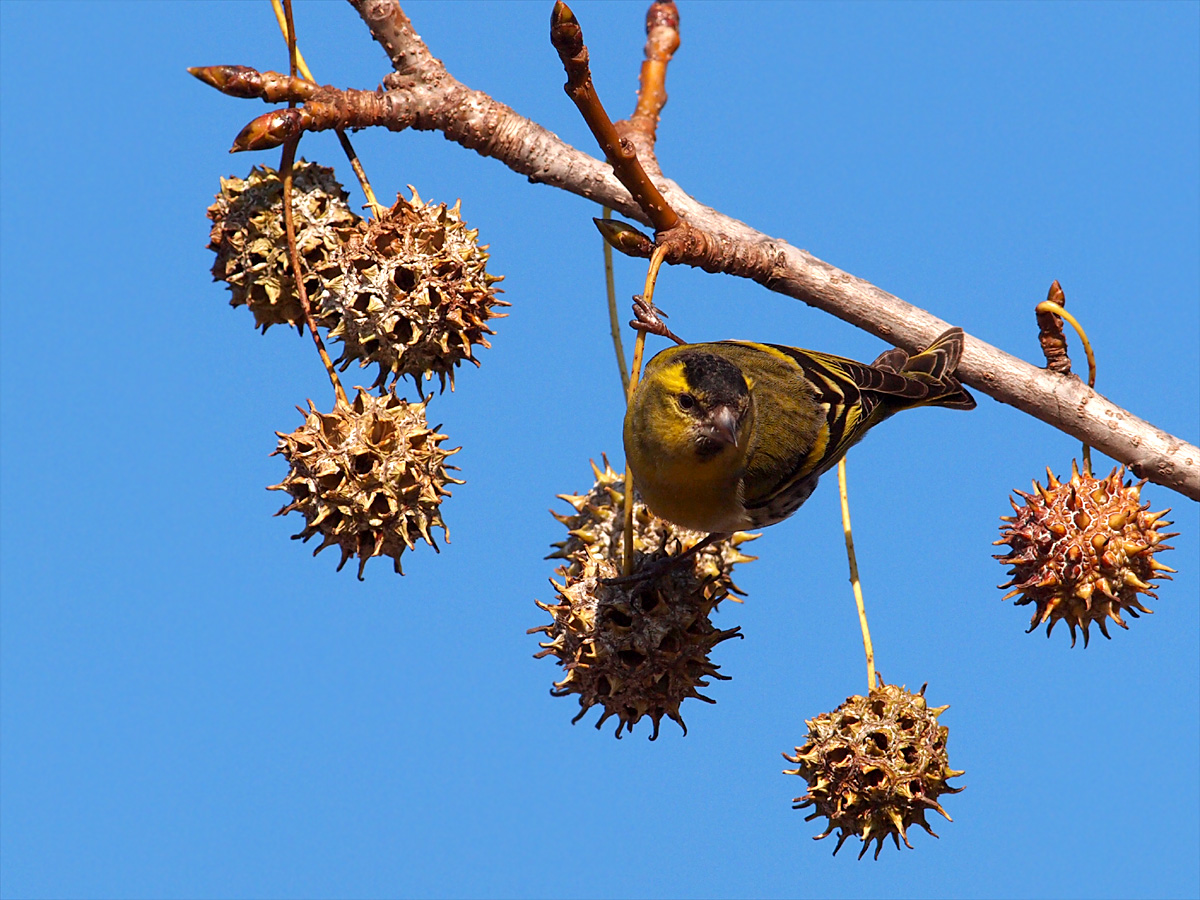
<box><xmin>622</xmin><ymin>244</ymin><xmax>670</xmax><ymax>577</ymax></box>
<box><xmin>282</xmin><ymin>0</ymin><xmax>299</xmax><ymax>79</ymax></box>
<box><xmin>272</xmin><ymin>0</ymin><xmax>314</xmax><ymax>80</ymax></box>
<box><xmin>280</xmin><ymin>138</ymin><xmax>349</xmax><ymax>407</ymax></box>
<box><xmin>627</xmin><ymin>1</ymin><xmax>680</xmax><ymax>144</ymax></box>
<box><xmin>837</xmin><ymin>458</ymin><xmax>875</xmax><ymax>693</ymax></box>
<box><xmin>602</xmin><ymin>206</ymin><xmax>630</xmax><ymax>395</ymax></box>
<box><xmin>335</xmin><ymin>131</ymin><xmax>386</xmax><ymax>218</ymax></box>
<box><xmin>277</xmin><ymin>1</ymin><xmax>347</xmax><ymax>405</ymax></box>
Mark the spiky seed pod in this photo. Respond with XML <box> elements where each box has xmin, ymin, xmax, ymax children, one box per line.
<box><xmin>267</xmin><ymin>388</ymin><xmax>462</xmax><ymax>579</ymax></box>
<box><xmin>530</xmin><ymin>547</ymin><xmax>742</xmax><ymax>739</ymax></box>
<box><xmin>994</xmin><ymin>461</ymin><xmax>1177</xmax><ymax>647</ymax></box>
<box><xmin>316</xmin><ymin>189</ymin><xmax>507</xmax><ymax>390</ymax></box>
<box><xmin>783</xmin><ymin>682</ymin><xmax>964</xmax><ymax>860</ymax></box>
<box><xmin>546</xmin><ymin>455</ymin><xmax>758</xmax><ymax>605</ymax></box>
<box><xmin>206</xmin><ymin>161</ymin><xmax>362</xmax><ymax>332</ymax></box>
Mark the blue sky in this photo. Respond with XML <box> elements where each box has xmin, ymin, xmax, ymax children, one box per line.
<box><xmin>2</xmin><ymin>2</ymin><xmax>1197</xmax><ymax>898</ymax></box>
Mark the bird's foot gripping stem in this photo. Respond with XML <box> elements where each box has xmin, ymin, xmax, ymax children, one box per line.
<box><xmin>600</xmin><ymin>532</ymin><xmax>727</xmax><ymax>586</ymax></box>
<box><xmin>630</xmin><ymin>296</ymin><xmax>687</xmax><ymax>346</ymax></box>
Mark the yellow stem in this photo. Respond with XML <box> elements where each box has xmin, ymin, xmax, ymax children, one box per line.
<box><xmin>838</xmin><ymin>457</ymin><xmax>875</xmax><ymax>693</ymax></box>
<box><xmin>621</xmin><ymin>243</ymin><xmax>669</xmax><ymax>577</ymax></box>
<box><xmin>1036</xmin><ymin>300</ymin><xmax>1097</xmax><ymax>474</ymax></box>
<box><xmin>271</xmin><ymin>0</ymin><xmax>384</xmax><ymax>219</ymax></box>
<box><xmin>602</xmin><ymin>206</ymin><xmax>630</xmax><ymax>396</ymax></box>
<box><xmin>336</xmin><ymin>131</ymin><xmax>386</xmax><ymax>219</ymax></box>
<box><xmin>272</xmin><ymin>0</ymin><xmax>313</xmax><ymax>80</ymax></box>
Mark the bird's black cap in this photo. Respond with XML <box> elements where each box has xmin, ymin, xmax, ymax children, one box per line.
<box><xmin>678</xmin><ymin>350</ymin><xmax>749</xmax><ymax>406</ymax></box>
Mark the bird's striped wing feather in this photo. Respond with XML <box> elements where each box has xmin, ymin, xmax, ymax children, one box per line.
<box><xmin>719</xmin><ymin>341</ymin><xmax>938</xmax><ymax>525</ymax></box>
<box><xmin>759</xmin><ymin>343</ymin><xmax>935</xmax><ymax>468</ymax></box>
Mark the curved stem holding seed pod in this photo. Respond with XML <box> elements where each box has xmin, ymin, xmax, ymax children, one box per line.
<box><xmin>601</xmin><ymin>206</ymin><xmax>630</xmax><ymax>396</ymax></box>
<box><xmin>621</xmin><ymin>243</ymin><xmax>669</xmax><ymax>577</ymax></box>
<box><xmin>279</xmin><ymin>137</ymin><xmax>349</xmax><ymax>408</ymax></box>
<box><xmin>837</xmin><ymin>457</ymin><xmax>876</xmax><ymax>692</ymax></box>
<box><xmin>273</xmin><ymin>0</ymin><xmax>385</xmax><ymax>218</ymax></box>
<box><xmin>1036</xmin><ymin>296</ymin><xmax>1097</xmax><ymax>475</ymax></box>
<box><xmin>275</xmin><ymin>1</ymin><xmax>347</xmax><ymax>406</ymax></box>
<box><xmin>335</xmin><ymin>132</ymin><xmax>386</xmax><ymax>219</ymax></box>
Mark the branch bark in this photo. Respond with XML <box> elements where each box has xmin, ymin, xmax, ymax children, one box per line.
<box><xmin>212</xmin><ymin>0</ymin><xmax>1200</xmax><ymax>500</ymax></box>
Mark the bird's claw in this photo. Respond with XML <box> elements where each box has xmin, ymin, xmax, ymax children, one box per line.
<box><xmin>630</xmin><ymin>296</ymin><xmax>687</xmax><ymax>346</ymax></box>
<box><xmin>598</xmin><ymin>533</ymin><xmax>725</xmax><ymax>587</ymax></box>
<box><xmin>599</xmin><ymin>555</ymin><xmax>679</xmax><ymax>587</ymax></box>
<box><xmin>599</xmin><ymin>570</ymin><xmax>654</xmax><ymax>587</ymax></box>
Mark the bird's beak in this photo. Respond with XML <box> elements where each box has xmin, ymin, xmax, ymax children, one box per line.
<box><xmin>705</xmin><ymin>405</ymin><xmax>740</xmax><ymax>448</ymax></box>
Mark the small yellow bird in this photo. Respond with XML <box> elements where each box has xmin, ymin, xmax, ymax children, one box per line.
<box><xmin>623</xmin><ymin>328</ymin><xmax>975</xmax><ymax>533</ymax></box>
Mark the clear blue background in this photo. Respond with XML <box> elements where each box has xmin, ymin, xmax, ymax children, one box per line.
<box><xmin>2</xmin><ymin>2</ymin><xmax>1197</xmax><ymax>898</ymax></box>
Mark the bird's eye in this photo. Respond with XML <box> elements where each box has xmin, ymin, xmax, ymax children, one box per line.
<box><xmin>677</xmin><ymin>392</ymin><xmax>696</xmax><ymax>410</ymax></box>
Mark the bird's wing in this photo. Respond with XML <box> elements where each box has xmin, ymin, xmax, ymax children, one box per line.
<box><xmin>766</xmin><ymin>343</ymin><xmax>945</xmax><ymax>469</ymax></box>
<box><xmin>717</xmin><ymin>341</ymin><xmax>936</xmax><ymax>525</ymax></box>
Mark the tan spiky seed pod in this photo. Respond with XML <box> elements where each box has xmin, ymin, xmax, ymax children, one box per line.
<box><xmin>783</xmin><ymin>682</ymin><xmax>964</xmax><ymax>860</ymax></box>
<box><xmin>547</xmin><ymin>456</ymin><xmax>758</xmax><ymax>605</ymax></box>
<box><xmin>530</xmin><ymin>547</ymin><xmax>741</xmax><ymax>739</ymax></box>
<box><xmin>316</xmin><ymin>189</ymin><xmax>507</xmax><ymax>390</ymax></box>
<box><xmin>268</xmin><ymin>388</ymin><xmax>462</xmax><ymax>578</ymax></box>
<box><xmin>207</xmin><ymin>161</ymin><xmax>361</xmax><ymax>332</ymax></box>
<box><xmin>995</xmin><ymin>461</ymin><xmax>1177</xmax><ymax>647</ymax></box>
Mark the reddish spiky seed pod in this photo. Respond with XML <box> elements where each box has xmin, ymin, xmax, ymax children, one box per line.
<box><xmin>995</xmin><ymin>461</ymin><xmax>1176</xmax><ymax>647</ymax></box>
<box><xmin>783</xmin><ymin>682</ymin><xmax>964</xmax><ymax>860</ymax></box>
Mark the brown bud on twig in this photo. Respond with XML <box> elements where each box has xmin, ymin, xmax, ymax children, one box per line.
<box><xmin>231</xmin><ymin>108</ymin><xmax>311</xmax><ymax>152</ymax></box>
<box><xmin>593</xmin><ymin>218</ymin><xmax>654</xmax><ymax>257</ymax></box>
<box><xmin>550</xmin><ymin>1</ymin><xmax>587</xmax><ymax>79</ymax></box>
<box><xmin>1036</xmin><ymin>280</ymin><xmax>1073</xmax><ymax>376</ymax></box>
<box><xmin>189</xmin><ymin>65</ymin><xmax>316</xmax><ymax>103</ymax></box>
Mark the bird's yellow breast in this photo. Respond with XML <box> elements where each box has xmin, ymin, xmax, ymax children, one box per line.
<box><xmin>623</xmin><ymin>355</ymin><xmax>753</xmax><ymax>533</ymax></box>
<box><xmin>630</xmin><ymin>444</ymin><xmax>750</xmax><ymax>534</ymax></box>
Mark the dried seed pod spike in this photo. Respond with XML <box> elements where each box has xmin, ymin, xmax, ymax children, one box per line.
<box><xmin>269</xmin><ymin>389</ymin><xmax>458</xmax><ymax>578</ymax></box>
<box><xmin>319</xmin><ymin>193</ymin><xmax>505</xmax><ymax>389</ymax></box>
<box><xmin>785</xmin><ymin>683</ymin><xmax>962</xmax><ymax>859</ymax></box>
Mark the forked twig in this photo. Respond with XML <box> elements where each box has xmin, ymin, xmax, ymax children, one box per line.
<box><xmin>550</xmin><ymin>1</ymin><xmax>680</xmax><ymax>234</ymax></box>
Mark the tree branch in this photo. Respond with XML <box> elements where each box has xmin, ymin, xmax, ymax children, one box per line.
<box><xmin>194</xmin><ymin>0</ymin><xmax>1199</xmax><ymax>501</ymax></box>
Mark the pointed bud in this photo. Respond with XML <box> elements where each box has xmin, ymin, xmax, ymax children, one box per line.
<box><xmin>592</xmin><ymin>218</ymin><xmax>655</xmax><ymax>257</ymax></box>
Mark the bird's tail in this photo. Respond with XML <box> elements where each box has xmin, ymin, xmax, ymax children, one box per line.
<box><xmin>872</xmin><ymin>327</ymin><xmax>976</xmax><ymax>411</ymax></box>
